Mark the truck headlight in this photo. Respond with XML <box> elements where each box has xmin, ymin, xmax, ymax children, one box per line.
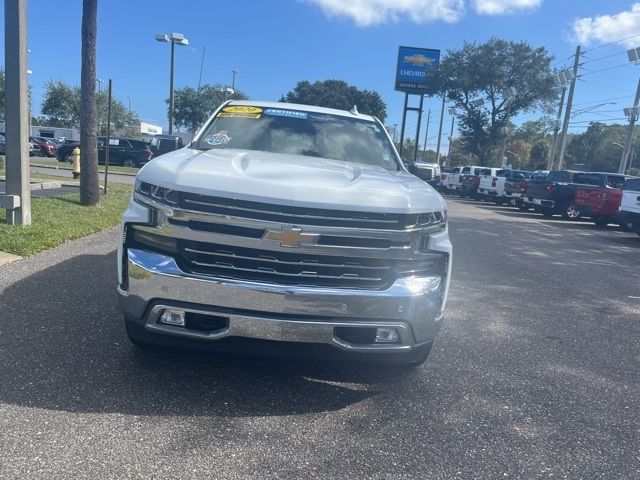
<box><xmin>417</xmin><ymin>210</ymin><xmax>447</xmax><ymax>230</ymax></box>
<box><xmin>134</xmin><ymin>180</ymin><xmax>178</xmax><ymax>205</ymax></box>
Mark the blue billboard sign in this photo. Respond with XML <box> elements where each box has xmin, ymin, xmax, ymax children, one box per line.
<box><xmin>395</xmin><ymin>46</ymin><xmax>440</xmax><ymax>94</ymax></box>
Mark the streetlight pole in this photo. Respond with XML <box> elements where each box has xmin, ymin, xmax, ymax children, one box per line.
<box><xmin>422</xmin><ymin>109</ymin><xmax>431</xmax><ymax>160</ymax></box>
<box><xmin>446</xmin><ymin>108</ymin><xmax>456</xmax><ymax>166</ymax></box>
<box><xmin>498</xmin><ymin>87</ymin><xmax>516</xmax><ymax>168</ymax></box>
<box><xmin>232</xmin><ymin>68</ymin><xmax>238</xmax><ymax>92</ymax></box>
<box><xmin>557</xmin><ymin>46</ymin><xmax>582</xmax><ymax>170</ymax></box>
<box><xmin>155</xmin><ymin>32</ymin><xmax>189</xmax><ymax>135</ymax></box>
<box><xmin>127</xmin><ymin>96</ymin><xmax>132</xmax><ymax>113</ymax></box>
<box><xmin>435</xmin><ymin>94</ymin><xmax>446</xmax><ymax>164</ymax></box>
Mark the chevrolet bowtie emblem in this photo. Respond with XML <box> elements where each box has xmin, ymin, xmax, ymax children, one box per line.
<box><xmin>263</xmin><ymin>226</ymin><xmax>320</xmax><ymax>247</ymax></box>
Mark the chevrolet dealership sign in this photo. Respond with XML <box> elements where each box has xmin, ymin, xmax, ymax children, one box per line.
<box><xmin>395</xmin><ymin>46</ymin><xmax>440</xmax><ymax>94</ymax></box>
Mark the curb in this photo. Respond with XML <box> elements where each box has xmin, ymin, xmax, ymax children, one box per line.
<box><xmin>0</xmin><ymin>251</ymin><xmax>22</xmax><ymax>266</ymax></box>
<box><xmin>30</xmin><ymin>164</ymin><xmax>138</xmax><ymax>177</ymax></box>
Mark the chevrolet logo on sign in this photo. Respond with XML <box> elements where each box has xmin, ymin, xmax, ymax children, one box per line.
<box><xmin>263</xmin><ymin>226</ymin><xmax>320</xmax><ymax>247</ymax></box>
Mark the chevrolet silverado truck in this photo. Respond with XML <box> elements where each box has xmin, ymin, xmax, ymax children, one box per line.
<box><xmin>618</xmin><ymin>177</ymin><xmax>640</xmax><ymax>235</ymax></box>
<box><xmin>571</xmin><ymin>172</ymin><xmax>629</xmax><ymax>227</ymax></box>
<box><xmin>117</xmin><ymin>101</ymin><xmax>452</xmax><ymax>366</ymax></box>
<box><xmin>524</xmin><ymin>170</ymin><xmax>585</xmax><ymax>219</ymax></box>
<box><xmin>409</xmin><ymin>161</ymin><xmax>441</xmax><ymax>187</ymax></box>
<box><xmin>479</xmin><ymin>169</ymin><xmax>529</xmax><ymax>205</ymax></box>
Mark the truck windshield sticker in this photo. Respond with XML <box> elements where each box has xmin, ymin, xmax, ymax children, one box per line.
<box><xmin>217</xmin><ymin>106</ymin><xmax>263</xmax><ymax>119</ymax></box>
<box><xmin>204</xmin><ymin>130</ymin><xmax>231</xmax><ymax>146</ymax></box>
<box><xmin>263</xmin><ymin>108</ymin><xmax>308</xmax><ymax>120</ymax></box>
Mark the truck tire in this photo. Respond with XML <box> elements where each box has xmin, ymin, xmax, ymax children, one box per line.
<box><xmin>561</xmin><ymin>203</ymin><xmax>580</xmax><ymax>220</ymax></box>
<box><xmin>541</xmin><ymin>206</ymin><xmax>554</xmax><ymax>218</ymax></box>
<box><xmin>517</xmin><ymin>204</ymin><xmax>530</xmax><ymax>212</ymax></box>
<box><xmin>122</xmin><ymin>158</ymin><xmax>137</xmax><ymax>168</ymax></box>
<box><xmin>494</xmin><ymin>198</ymin><xmax>505</xmax><ymax>206</ymax></box>
<box><xmin>592</xmin><ymin>216</ymin><xmax>609</xmax><ymax>227</ymax></box>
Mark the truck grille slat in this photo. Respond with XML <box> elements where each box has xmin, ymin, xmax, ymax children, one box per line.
<box><xmin>180</xmin><ymin>192</ymin><xmax>413</xmax><ymax>230</ymax></box>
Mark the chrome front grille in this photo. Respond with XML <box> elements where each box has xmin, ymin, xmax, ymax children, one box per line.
<box><xmin>179</xmin><ymin>192</ymin><xmax>413</xmax><ymax>230</ymax></box>
<box><xmin>176</xmin><ymin>239</ymin><xmax>445</xmax><ymax>289</ymax></box>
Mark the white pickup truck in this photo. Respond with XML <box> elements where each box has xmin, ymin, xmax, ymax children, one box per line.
<box><xmin>478</xmin><ymin>169</ymin><xmax>529</xmax><ymax>205</ymax></box>
<box><xmin>476</xmin><ymin>168</ymin><xmax>500</xmax><ymax>201</ymax></box>
<box><xmin>619</xmin><ymin>177</ymin><xmax>640</xmax><ymax>235</ymax></box>
<box><xmin>117</xmin><ymin>101</ymin><xmax>452</xmax><ymax>366</ymax></box>
<box><xmin>440</xmin><ymin>166</ymin><xmax>460</xmax><ymax>192</ymax></box>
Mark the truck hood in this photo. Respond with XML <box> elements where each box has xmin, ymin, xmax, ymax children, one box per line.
<box><xmin>138</xmin><ymin>148</ymin><xmax>446</xmax><ymax>214</ymax></box>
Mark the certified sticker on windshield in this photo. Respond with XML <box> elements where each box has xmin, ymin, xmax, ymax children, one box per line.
<box><xmin>217</xmin><ymin>106</ymin><xmax>263</xmax><ymax>119</ymax></box>
<box><xmin>263</xmin><ymin>109</ymin><xmax>308</xmax><ymax>120</ymax></box>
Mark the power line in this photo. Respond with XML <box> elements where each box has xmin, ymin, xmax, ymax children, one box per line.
<box><xmin>579</xmin><ymin>62</ymin><xmax>633</xmax><ymax>77</ymax></box>
<box><xmin>582</xmin><ymin>32</ymin><xmax>640</xmax><ymax>53</ymax></box>
<box><xmin>573</xmin><ymin>95</ymin><xmax>634</xmax><ymax>106</ymax></box>
<box><xmin>580</xmin><ymin>51</ymin><xmax>626</xmax><ymax>65</ymax></box>
<box><xmin>577</xmin><ymin>78</ymin><xmax>635</xmax><ymax>93</ymax></box>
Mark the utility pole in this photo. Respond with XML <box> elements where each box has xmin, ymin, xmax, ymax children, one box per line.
<box><xmin>169</xmin><ymin>39</ymin><xmax>175</xmax><ymax>134</ymax></box>
<box><xmin>392</xmin><ymin>123</ymin><xmax>399</xmax><ymax>143</ymax></box>
<box><xmin>422</xmin><ymin>109</ymin><xmax>431</xmax><ymax>160</ymax></box>
<box><xmin>3</xmin><ymin>0</ymin><xmax>31</xmax><ymax>225</ymax></box>
<box><xmin>446</xmin><ymin>110</ymin><xmax>456</xmax><ymax>165</ymax></box>
<box><xmin>412</xmin><ymin>95</ymin><xmax>424</xmax><ymax>163</ymax></box>
<box><xmin>620</xmin><ymin>78</ymin><xmax>640</xmax><ymax>174</ymax></box>
<box><xmin>104</xmin><ymin>80</ymin><xmax>112</xmax><ymax>195</ymax></box>
<box><xmin>435</xmin><ymin>94</ymin><xmax>446</xmax><ymax>164</ymax></box>
<box><xmin>398</xmin><ymin>93</ymin><xmax>409</xmax><ymax>155</ymax></box>
<box><xmin>557</xmin><ymin>45</ymin><xmax>581</xmax><ymax>170</ymax></box>
<box><xmin>198</xmin><ymin>46</ymin><xmax>206</xmax><ymax>90</ymax></box>
<box><xmin>547</xmin><ymin>86</ymin><xmax>567</xmax><ymax>170</ymax></box>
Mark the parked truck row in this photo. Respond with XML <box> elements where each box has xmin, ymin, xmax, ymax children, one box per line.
<box><xmin>436</xmin><ymin>165</ymin><xmax>640</xmax><ymax>234</ymax></box>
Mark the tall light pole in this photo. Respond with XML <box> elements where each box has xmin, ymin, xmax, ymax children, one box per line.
<box><xmin>127</xmin><ymin>96</ymin><xmax>132</xmax><ymax>113</ymax></box>
<box><xmin>620</xmin><ymin>47</ymin><xmax>640</xmax><ymax>174</ymax></box>
<box><xmin>446</xmin><ymin>108</ymin><xmax>456</xmax><ymax>165</ymax></box>
<box><xmin>498</xmin><ymin>87</ymin><xmax>517</xmax><ymax>168</ymax></box>
<box><xmin>232</xmin><ymin>68</ymin><xmax>238</xmax><ymax>92</ymax></box>
<box><xmin>557</xmin><ymin>46</ymin><xmax>582</xmax><ymax>170</ymax></box>
<box><xmin>155</xmin><ymin>32</ymin><xmax>189</xmax><ymax>135</ymax></box>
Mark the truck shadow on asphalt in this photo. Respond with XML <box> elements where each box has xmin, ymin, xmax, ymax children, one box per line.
<box><xmin>0</xmin><ymin>252</ymin><xmax>426</xmax><ymax>417</ymax></box>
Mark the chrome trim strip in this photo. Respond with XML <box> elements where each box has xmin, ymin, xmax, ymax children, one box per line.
<box><xmin>146</xmin><ymin>305</ymin><xmax>413</xmax><ymax>352</ymax></box>
<box><xmin>134</xmin><ymin>193</ymin><xmax>446</xmax><ymax>236</ymax></box>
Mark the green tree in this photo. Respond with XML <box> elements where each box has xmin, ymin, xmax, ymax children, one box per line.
<box><xmin>438</xmin><ymin>38</ymin><xmax>557</xmax><ymax>165</ymax></box>
<box><xmin>281</xmin><ymin>80</ymin><xmax>387</xmax><ymax>122</ymax></box>
<box><xmin>40</xmin><ymin>80</ymin><xmax>140</xmax><ymax>135</ymax></box>
<box><xmin>41</xmin><ymin>80</ymin><xmax>80</xmax><ymax>127</ymax></box>
<box><xmin>171</xmin><ymin>84</ymin><xmax>248</xmax><ymax>133</ymax></box>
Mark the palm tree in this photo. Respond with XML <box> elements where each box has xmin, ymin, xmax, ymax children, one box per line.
<box><xmin>80</xmin><ymin>0</ymin><xmax>99</xmax><ymax>205</ymax></box>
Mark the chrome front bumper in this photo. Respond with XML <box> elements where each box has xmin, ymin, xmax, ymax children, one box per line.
<box><xmin>118</xmin><ymin>247</ymin><xmax>448</xmax><ymax>353</ymax></box>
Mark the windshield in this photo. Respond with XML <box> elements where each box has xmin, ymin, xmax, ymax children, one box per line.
<box><xmin>197</xmin><ymin>105</ymin><xmax>399</xmax><ymax>170</ymax></box>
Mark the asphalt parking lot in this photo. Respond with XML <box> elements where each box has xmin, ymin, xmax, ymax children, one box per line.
<box><xmin>0</xmin><ymin>197</ymin><xmax>638</xmax><ymax>479</ymax></box>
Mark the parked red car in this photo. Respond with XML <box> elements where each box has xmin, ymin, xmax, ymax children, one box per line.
<box><xmin>30</xmin><ymin>137</ymin><xmax>58</xmax><ymax>157</ymax></box>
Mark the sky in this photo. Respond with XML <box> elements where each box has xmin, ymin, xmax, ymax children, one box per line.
<box><xmin>2</xmin><ymin>0</ymin><xmax>640</xmax><ymax>151</ymax></box>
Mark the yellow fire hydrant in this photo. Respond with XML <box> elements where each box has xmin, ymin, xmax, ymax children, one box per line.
<box><xmin>72</xmin><ymin>147</ymin><xmax>81</xmax><ymax>179</ymax></box>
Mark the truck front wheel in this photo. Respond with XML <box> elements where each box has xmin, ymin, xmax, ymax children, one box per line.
<box><xmin>541</xmin><ymin>206</ymin><xmax>554</xmax><ymax>218</ymax></box>
<box><xmin>562</xmin><ymin>204</ymin><xmax>581</xmax><ymax>220</ymax></box>
<box><xmin>592</xmin><ymin>216</ymin><xmax>610</xmax><ymax>227</ymax></box>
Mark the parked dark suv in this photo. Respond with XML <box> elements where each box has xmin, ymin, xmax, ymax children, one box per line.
<box><xmin>149</xmin><ymin>134</ymin><xmax>184</xmax><ymax>157</ymax></box>
<box><xmin>98</xmin><ymin>137</ymin><xmax>153</xmax><ymax>167</ymax></box>
<box><xmin>57</xmin><ymin>137</ymin><xmax>152</xmax><ymax>168</ymax></box>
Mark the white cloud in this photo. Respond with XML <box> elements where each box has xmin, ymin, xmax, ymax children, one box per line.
<box><xmin>305</xmin><ymin>0</ymin><xmax>465</xmax><ymax>26</ymax></box>
<box><xmin>572</xmin><ymin>3</ymin><xmax>640</xmax><ymax>48</ymax></box>
<box><xmin>474</xmin><ymin>0</ymin><xmax>542</xmax><ymax>15</ymax></box>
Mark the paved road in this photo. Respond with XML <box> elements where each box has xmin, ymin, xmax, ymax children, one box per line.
<box><xmin>30</xmin><ymin>165</ymin><xmax>136</xmax><ymax>185</ymax></box>
<box><xmin>0</xmin><ymin>198</ymin><xmax>638</xmax><ymax>479</ymax></box>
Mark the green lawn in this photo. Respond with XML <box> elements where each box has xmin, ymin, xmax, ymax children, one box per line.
<box><xmin>0</xmin><ymin>183</ymin><xmax>132</xmax><ymax>257</ymax></box>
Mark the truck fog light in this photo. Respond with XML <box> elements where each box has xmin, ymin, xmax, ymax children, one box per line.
<box><xmin>160</xmin><ymin>309</ymin><xmax>185</xmax><ymax>326</ymax></box>
<box><xmin>375</xmin><ymin>328</ymin><xmax>399</xmax><ymax>343</ymax></box>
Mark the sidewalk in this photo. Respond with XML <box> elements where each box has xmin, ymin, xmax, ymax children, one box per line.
<box><xmin>0</xmin><ymin>251</ymin><xmax>22</xmax><ymax>266</ymax></box>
